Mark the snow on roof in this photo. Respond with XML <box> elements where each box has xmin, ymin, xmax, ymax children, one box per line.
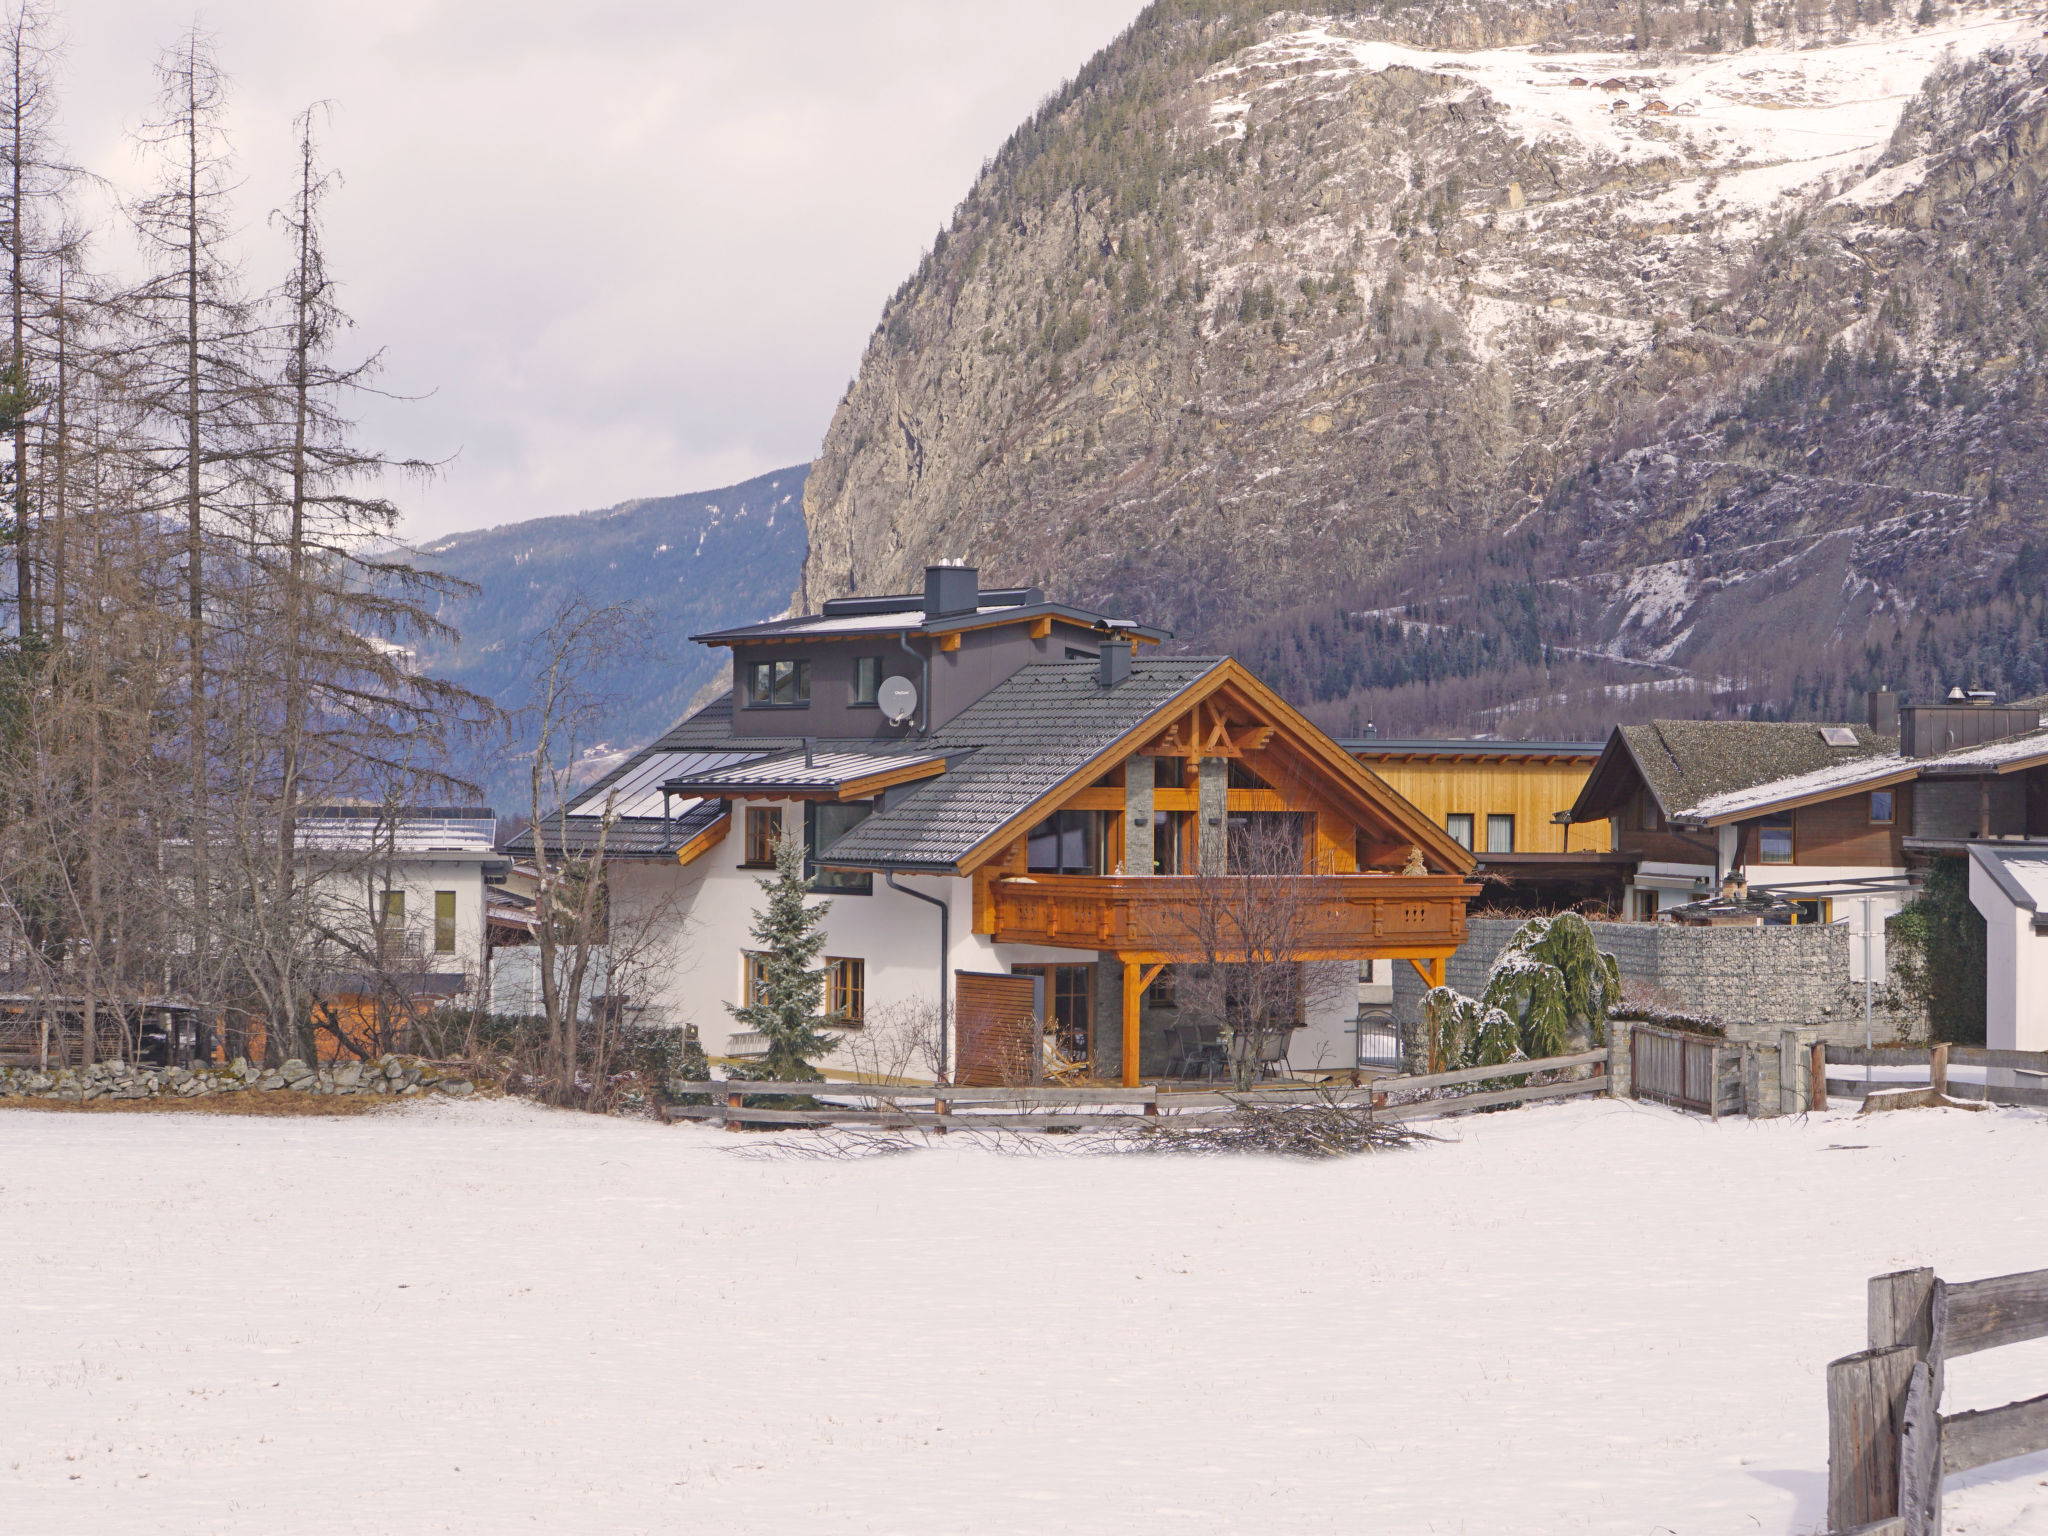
<box><xmin>1676</xmin><ymin>751</ymin><xmax>1910</xmax><ymax>823</ymax></box>
<box><xmin>1915</xmin><ymin>728</ymin><xmax>2048</xmax><ymax>773</ymax></box>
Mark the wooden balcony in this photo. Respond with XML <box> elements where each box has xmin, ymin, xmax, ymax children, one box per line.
<box><xmin>985</xmin><ymin>873</ymin><xmax>1477</xmax><ymax>962</ymax></box>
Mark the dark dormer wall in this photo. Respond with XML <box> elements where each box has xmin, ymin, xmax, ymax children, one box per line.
<box><xmin>728</xmin><ymin>621</ymin><xmax>1088</xmax><ymax>740</ymax></box>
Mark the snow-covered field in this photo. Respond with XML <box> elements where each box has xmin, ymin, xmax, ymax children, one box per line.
<box><xmin>6</xmin><ymin>1097</ymin><xmax>2048</xmax><ymax>1535</ymax></box>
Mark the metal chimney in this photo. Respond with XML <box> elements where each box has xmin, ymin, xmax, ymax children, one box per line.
<box><xmin>1866</xmin><ymin>688</ymin><xmax>1899</xmax><ymax>738</ymax></box>
<box><xmin>1097</xmin><ymin>637</ymin><xmax>1132</xmax><ymax>688</ymax></box>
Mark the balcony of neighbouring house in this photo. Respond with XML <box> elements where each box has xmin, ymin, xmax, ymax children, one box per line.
<box><xmin>981</xmin><ymin>872</ymin><xmax>1476</xmax><ymax>960</ymax></box>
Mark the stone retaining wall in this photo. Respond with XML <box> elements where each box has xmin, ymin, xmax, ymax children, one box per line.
<box><xmin>0</xmin><ymin>1054</ymin><xmax>480</xmax><ymax>1104</ymax></box>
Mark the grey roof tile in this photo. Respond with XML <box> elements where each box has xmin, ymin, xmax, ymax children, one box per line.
<box><xmin>817</xmin><ymin>657</ymin><xmax>1223</xmax><ymax>871</ymax></box>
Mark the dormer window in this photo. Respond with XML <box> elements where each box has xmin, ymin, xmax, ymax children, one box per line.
<box><xmin>748</xmin><ymin>659</ymin><xmax>810</xmax><ymax>707</ymax></box>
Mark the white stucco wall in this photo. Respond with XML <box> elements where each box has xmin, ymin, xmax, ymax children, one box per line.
<box><xmin>607</xmin><ymin>800</ymin><xmax>1387</xmax><ymax>1079</ymax></box>
<box><xmin>313</xmin><ymin>853</ymin><xmax>491</xmax><ymax>990</ymax></box>
<box><xmin>1969</xmin><ymin>856</ymin><xmax>2048</xmax><ymax>1053</ymax></box>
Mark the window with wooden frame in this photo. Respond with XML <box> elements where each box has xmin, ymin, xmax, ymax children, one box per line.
<box><xmin>1485</xmin><ymin>814</ymin><xmax>1515</xmax><ymax>854</ymax></box>
<box><xmin>1026</xmin><ymin>808</ymin><xmax>1110</xmax><ymax>875</ymax></box>
<box><xmin>1639</xmin><ymin>794</ymin><xmax>1664</xmax><ymax>832</ymax></box>
<box><xmin>1758</xmin><ymin>811</ymin><xmax>1794</xmax><ymax>864</ymax></box>
<box><xmin>744</xmin><ymin>805</ymin><xmax>784</xmax><ymax>866</ymax></box>
<box><xmin>1151</xmin><ymin>809</ymin><xmax>1189</xmax><ymax>874</ymax></box>
<box><xmin>851</xmin><ymin>656</ymin><xmax>883</xmax><ymax>705</ymax></box>
<box><xmin>433</xmin><ymin>891</ymin><xmax>457</xmax><ymax>954</ymax></box>
<box><xmin>1869</xmin><ymin>789</ymin><xmax>1896</xmax><ymax>825</ymax></box>
<box><xmin>743</xmin><ymin>951</ymin><xmax>769</xmax><ymax>1009</ymax></box>
<box><xmin>1445</xmin><ymin>813</ymin><xmax>1474</xmax><ymax>850</ymax></box>
<box><xmin>827</xmin><ymin>957</ymin><xmax>865</xmax><ymax>1025</ymax></box>
<box><xmin>746</xmin><ymin>658</ymin><xmax>810</xmax><ymax>707</ymax></box>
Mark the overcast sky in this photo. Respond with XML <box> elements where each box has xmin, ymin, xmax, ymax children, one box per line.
<box><xmin>62</xmin><ymin>1</ymin><xmax>1148</xmax><ymax>541</ymax></box>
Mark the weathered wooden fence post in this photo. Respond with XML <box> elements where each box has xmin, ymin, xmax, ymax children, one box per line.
<box><xmin>1828</xmin><ymin>1344</ymin><xmax>1919</xmax><ymax>1531</ymax></box>
<box><xmin>1812</xmin><ymin>1040</ymin><xmax>1829</xmax><ymax>1111</ymax></box>
<box><xmin>1929</xmin><ymin>1043</ymin><xmax>1949</xmax><ymax>1099</ymax></box>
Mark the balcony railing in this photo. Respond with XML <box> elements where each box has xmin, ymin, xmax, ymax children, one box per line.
<box><xmin>986</xmin><ymin>873</ymin><xmax>1476</xmax><ymax>960</ymax></box>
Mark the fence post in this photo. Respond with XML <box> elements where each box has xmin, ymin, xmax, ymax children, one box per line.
<box><xmin>1780</xmin><ymin>1030</ymin><xmax>1801</xmax><ymax>1115</ymax></box>
<box><xmin>1869</xmin><ymin>1268</ymin><xmax>1936</xmax><ymax>1352</ymax></box>
<box><xmin>1930</xmin><ymin>1043</ymin><xmax>1949</xmax><ymax>1099</ymax></box>
<box><xmin>725</xmin><ymin>1087</ymin><xmax>744</xmax><ymax>1134</ymax></box>
<box><xmin>1828</xmin><ymin>1345</ymin><xmax>1920</xmax><ymax>1531</ymax></box>
<box><xmin>1812</xmin><ymin>1040</ymin><xmax>1829</xmax><ymax>1111</ymax></box>
<box><xmin>1608</xmin><ymin>1025</ymin><xmax>1632</xmax><ymax>1100</ymax></box>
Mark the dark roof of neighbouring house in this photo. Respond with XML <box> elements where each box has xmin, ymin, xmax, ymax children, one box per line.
<box><xmin>814</xmin><ymin>657</ymin><xmax>1227</xmax><ymax>872</ymax></box>
<box><xmin>1570</xmin><ymin>719</ymin><xmax>1896</xmax><ymax>824</ymax></box>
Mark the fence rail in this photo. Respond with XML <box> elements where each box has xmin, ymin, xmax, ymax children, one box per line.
<box><xmin>1822</xmin><ymin>1042</ymin><xmax>2048</xmax><ymax>1113</ymax></box>
<box><xmin>1827</xmin><ymin>1265</ymin><xmax>2048</xmax><ymax>1534</ymax></box>
<box><xmin>658</xmin><ymin>1048</ymin><xmax>1614</xmax><ymax>1131</ymax></box>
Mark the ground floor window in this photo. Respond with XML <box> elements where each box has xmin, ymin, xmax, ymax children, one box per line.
<box><xmin>743</xmin><ymin>951</ymin><xmax>769</xmax><ymax>1009</ymax></box>
<box><xmin>1011</xmin><ymin>962</ymin><xmax>1094</xmax><ymax>1063</ymax></box>
<box><xmin>827</xmin><ymin>957</ymin><xmax>865</xmax><ymax>1024</ymax></box>
<box><xmin>1633</xmin><ymin>889</ymin><xmax>1659</xmax><ymax>922</ymax></box>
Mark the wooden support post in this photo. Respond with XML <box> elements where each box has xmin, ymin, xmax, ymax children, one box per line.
<box><xmin>1828</xmin><ymin>1345</ymin><xmax>1919</xmax><ymax>1532</ymax></box>
<box><xmin>1930</xmin><ymin>1043</ymin><xmax>1949</xmax><ymax>1098</ymax></box>
<box><xmin>726</xmin><ymin>1089</ymin><xmax>743</xmax><ymax>1134</ymax></box>
<box><xmin>1121</xmin><ymin>959</ymin><xmax>1141</xmax><ymax>1089</ymax></box>
<box><xmin>933</xmin><ymin>1097</ymin><xmax>950</xmax><ymax>1134</ymax></box>
<box><xmin>1812</xmin><ymin>1040</ymin><xmax>1829</xmax><ymax>1112</ymax></box>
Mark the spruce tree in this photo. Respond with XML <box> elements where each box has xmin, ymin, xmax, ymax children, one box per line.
<box><xmin>726</xmin><ymin>831</ymin><xmax>840</xmax><ymax>1080</ymax></box>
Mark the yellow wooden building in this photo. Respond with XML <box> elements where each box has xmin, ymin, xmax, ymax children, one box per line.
<box><xmin>1343</xmin><ymin>738</ymin><xmax>1626</xmax><ymax>912</ymax></box>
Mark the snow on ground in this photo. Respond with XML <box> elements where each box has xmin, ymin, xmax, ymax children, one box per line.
<box><xmin>5</xmin><ymin>1096</ymin><xmax>2048</xmax><ymax>1535</ymax></box>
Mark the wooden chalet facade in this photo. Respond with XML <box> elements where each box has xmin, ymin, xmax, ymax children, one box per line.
<box><xmin>516</xmin><ymin>567</ymin><xmax>1478</xmax><ymax>1085</ymax></box>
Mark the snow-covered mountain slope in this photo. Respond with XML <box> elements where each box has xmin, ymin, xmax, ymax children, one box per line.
<box><xmin>804</xmin><ymin>0</ymin><xmax>2048</xmax><ymax>729</ymax></box>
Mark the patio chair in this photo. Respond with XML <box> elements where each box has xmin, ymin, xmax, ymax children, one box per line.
<box><xmin>1228</xmin><ymin>1025</ymin><xmax>1298</xmax><ymax>1081</ymax></box>
<box><xmin>1188</xmin><ymin>1023</ymin><xmax>1226</xmax><ymax>1082</ymax></box>
<box><xmin>1160</xmin><ymin>1025</ymin><xmax>1188</xmax><ymax>1079</ymax></box>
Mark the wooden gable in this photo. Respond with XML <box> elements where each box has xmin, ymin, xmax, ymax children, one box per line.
<box><xmin>957</xmin><ymin>659</ymin><xmax>1477</xmax><ymax>878</ymax></box>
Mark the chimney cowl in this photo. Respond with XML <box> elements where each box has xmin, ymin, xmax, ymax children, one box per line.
<box><xmin>1097</xmin><ymin>638</ymin><xmax>1133</xmax><ymax>688</ymax></box>
<box><xmin>923</xmin><ymin>563</ymin><xmax>979</xmax><ymax>620</ymax></box>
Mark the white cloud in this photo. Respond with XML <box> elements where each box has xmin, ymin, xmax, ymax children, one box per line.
<box><xmin>60</xmin><ymin>1</ymin><xmax>1147</xmax><ymax>539</ymax></box>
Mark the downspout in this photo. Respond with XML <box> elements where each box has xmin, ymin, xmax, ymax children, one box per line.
<box><xmin>886</xmin><ymin>870</ymin><xmax>949</xmax><ymax>1082</ymax></box>
<box><xmin>894</xmin><ymin>629</ymin><xmax>929</xmax><ymax>737</ymax></box>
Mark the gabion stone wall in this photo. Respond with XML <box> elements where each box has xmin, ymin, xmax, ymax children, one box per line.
<box><xmin>1396</xmin><ymin>918</ymin><xmax>1924</xmax><ymax>1046</ymax></box>
<box><xmin>0</xmin><ymin>1054</ymin><xmax>481</xmax><ymax>1104</ymax></box>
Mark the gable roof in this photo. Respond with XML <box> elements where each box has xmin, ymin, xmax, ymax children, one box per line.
<box><xmin>816</xmin><ymin>656</ymin><xmax>1476</xmax><ymax>876</ymax></box>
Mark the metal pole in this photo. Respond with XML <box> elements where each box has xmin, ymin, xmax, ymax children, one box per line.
<box><xmin>885</xmin><ymin>871</ymin><xmax>949</xmax><ymax>1081</ymax></box>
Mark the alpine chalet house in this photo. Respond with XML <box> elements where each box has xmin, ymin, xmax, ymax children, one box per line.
<box><xmin>1562</xmin><ymin>690</ymin><xmax>2048</xmax><ymax>982</ymax></box>
<box><xmin>521</xmin><ymin>567</ymin><xmax>1477</xmax><ymax>1085</ymax></box>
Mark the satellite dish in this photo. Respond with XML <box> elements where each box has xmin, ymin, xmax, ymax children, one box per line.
<box><xmin>877</xmin><ymin>675</ymin><xmax>918</xmax><ymax>725</ymax></box>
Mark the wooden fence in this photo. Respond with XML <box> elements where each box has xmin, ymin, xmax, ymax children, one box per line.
<box><xmin>1827</xmin><ymin>1265</ymin><xmax>2048</xmax><ymax>1534</ymax></box>
<box><xmin>1630</xmin><ymin>1024</ymin><xmax>1732</xmax><ymax>1117</ymax></box>
<box><xmin>657</xmin><ymin>1046</ymin><xmax>1614</xmax><ymax>1132</ymax></box>
<box><xmin>1823</xmin><ymin>1044</ymin><xmax>2048</xmax><ymax>1111</ymax></box>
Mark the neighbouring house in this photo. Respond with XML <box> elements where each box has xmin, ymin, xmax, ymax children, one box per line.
<box><xmin>1562</xmin><ymin>690</ymin><xmax>2048</xmax><ymax>987</ymax></box>
<box><xmin>1344</xmin><ymin>738</ymin><xmax>1627</xmax><ymax>913</ymax></box>
<box><xmin>507</xmin><ymin>566</ymin><xmax>1480</xmax><ymax>1085</ymax></box>
<box><xmin>1967</xmin><ymin>843</ymin><xmax>2048</xmax><ymax>1054</ymax></box>
<box><xmin>295</xmin><ymin>805</ymin><xmax>504</xmax><ymax>1053</ymax></box>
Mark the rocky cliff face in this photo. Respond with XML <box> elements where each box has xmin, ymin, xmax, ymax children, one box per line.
<box><xmin>803</xmin><ymin>0</ymin><xmax>2048</xmax><ymax>723</ymax></box>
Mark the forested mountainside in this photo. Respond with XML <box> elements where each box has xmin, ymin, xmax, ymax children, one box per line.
<box><xmin>802</xmin><ymin>0</ymin><xmax>2048</xmax><ymax>736</ymax></box>
<box><xmin>413</xmin><ymin>467</ymin><xmax>807</xmax><ymax>804</ymax></box>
